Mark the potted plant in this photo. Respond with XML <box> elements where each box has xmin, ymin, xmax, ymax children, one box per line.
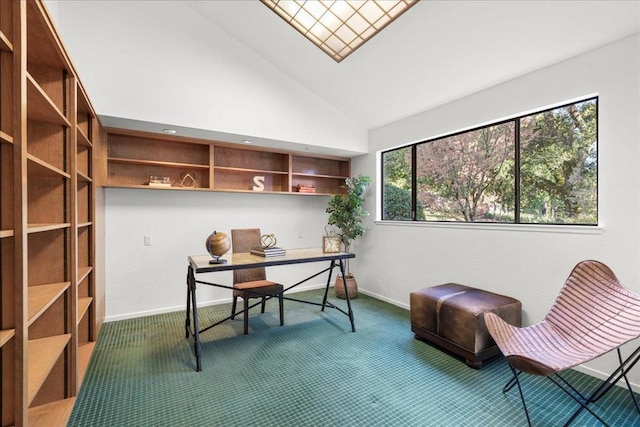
<box><xmin>326</xmin><ymin>174</ymin><xmax>371</xmax><ymax>298</ymax></box>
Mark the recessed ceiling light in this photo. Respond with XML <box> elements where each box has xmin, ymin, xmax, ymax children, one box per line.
<box><xmin>242</xmin><ymin>139</ymin><xmax>253</xmax><ymax>144</ymax></box>
<box><xmin>162</xmin><ymin>129</ymin><xmax>177</xmax><ymax>134</ymax></box>
<box><xmin>261</xmin><ymin>0</ymin><xmax>418</xmax><ymax>63</ymax></box>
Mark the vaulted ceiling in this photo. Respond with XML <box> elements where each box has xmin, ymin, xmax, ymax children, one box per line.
<box><xmin>49</xmin><ymin>1</ymin><xmax>639</xmax><ymax>155</ymax></box>
<box><xmin>186</xmin><ymin>1</ymin><xmax>639</xmax><ymax>129</ymax></box>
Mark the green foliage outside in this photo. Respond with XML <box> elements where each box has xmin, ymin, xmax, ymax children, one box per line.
<box><xmin>381</xmin><ymin>99</ymin><xmax>598</xmax><ymax>224</ymax></box>
<box><xmin>383</xmin><ymin>184</ymin><xmax>426</xmax><ymax>220</ymax></box>
<box><xmin>519</xmin><ymin>101</ymin><xmax>597</xmax><ymax>223</ymax></box>
<box><xmin>382</xmin><ymin>147</ymin><xmax>426</xmax><ymax>220</ymax></box>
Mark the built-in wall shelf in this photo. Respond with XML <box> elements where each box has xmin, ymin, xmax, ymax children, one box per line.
<box><xmin>0</xmin><ymin>130</ymin><xmax>13</xmax><ymax>144</ymax></box>
<box><xmin>27</xmin><ymin>154</ymin><xmax>71</xmax><ymax>179</ymax></box>
<box><xmin>104</xmin><ymin>129</ymin><xmax>351</xmax><ymax>196</ymax></box>
<box><xmin>27</xmin><ymin>282</ymin><xmax>70</xmax><ymax>325</ymax></box>
<box><xmin>26</xmin><ymin>74</ymin><xmax>71</xmax><ymax>127</ymax></box>
<box><xmin>78</xmin><ymin>266</ymin><xmax>93</xmax><ymax>284</ymax></box>
<box><xmin>0</xmin><ymin>329</ymin><xmax>14</xmax><ymax>347</ymax></box>
<box><xmin>27</xmin><ymin>334</ymin><xmax>71</xmax><ymax>405</ymax></box>
<box><xmin>2</xmin><ymin>1</ymin><xmax>103</xmax><ymax>425</ymax></box>
<box><xmin>27</xmin><ymin>223</ymin><xmax>71</xmax><ymax>234</ymax></box>
<box><xmin>0</xmin><ymin>32</ymin><xmax>12</xmax><ymax>52</ymax></box>
<box><xmin>77</xmin><ymin>128</ymin><xmax>92</xmax><ymax>148</ymax></box>
<box><xmin>28</xmin><ymin>397</ymin><xmax>76</xmax><ymax>427</ymax></box>
<box><xmin>77</xmin><ymin>342</ymin><xmax>96</xmax><ymax>388</ymax></box>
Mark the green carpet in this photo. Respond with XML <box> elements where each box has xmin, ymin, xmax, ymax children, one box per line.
<box><xmin>69</xmin><ymin>290</ymin><xmax>640</xmax><ymax>426</ymax></box>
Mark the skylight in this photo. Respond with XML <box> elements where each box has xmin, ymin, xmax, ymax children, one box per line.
<box><xmin>261</xmin><ymin>0</ymin><xmax>418</xmax><ymax>63</ymax></box>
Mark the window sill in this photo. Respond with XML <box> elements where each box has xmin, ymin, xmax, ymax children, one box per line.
<box><xmin>374</xmin><ymin>220</ymin><xmax>604</xmax><ymax>235</ymax></box>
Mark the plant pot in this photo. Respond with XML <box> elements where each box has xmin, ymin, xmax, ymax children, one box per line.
<box><xmin>335</xmin><ymin>274</ymin><xmax>358</xmax><ymax>299</ymax></box>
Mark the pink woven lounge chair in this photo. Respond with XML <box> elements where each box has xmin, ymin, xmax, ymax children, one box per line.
<box><xmin>485</xmin><ymin>260</ymin><xmax>640</xmax><ymax>426</ymax></box>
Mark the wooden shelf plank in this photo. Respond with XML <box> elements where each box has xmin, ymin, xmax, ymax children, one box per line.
<box><xmin>28</xmin><ymin>397</ymin><xmax>76</xmax><ymax>427</ymax></box>
<box><xmin>77</xmin><ymin>342</ymin><xmax>96</xmax><ymax>388</ymax></box>
<box><xmin>0</xmin><ymin>329</ymin><xmax>15</xmax><ymax>347</ymax></box>
<box><xmin>0</xmin><ymin>229</ymin><xmax>14</xmax><ymax>238</ymax></box>
<box><xmin>26</xmin><ymin>73</ymin><xmax>71</xmax><ymax>126</ymax></box>
<box><xmin>27</xmin><ymin>223</ymin><xmax>71</xmax><ymax>234</ymax></box>
<box><xmin>107</xmin><ymin>157</ymin><xmax>209</xmax><ymax>169</ymax></box>
<box><xmin>27</xmin><ymin>334</ymin><xmax>71</xmax><ymax>405</ymax></box>
<box><xmin>77</xmin><ymin>127</ymin><xmax>92</xmax><ymax>147</ymax></box>
<box><xmin>103</xmin><ymin>183</ymin><xmax>333</xmax><ymax>196</ymax></box>
<box><xmin>292</xmin><ymin>172</ymin><xmax>349</xmax><ymax>179</ymax></box>
<box><xmin>77</xmin><ymin>297</ymin><xmax>92</xmax><ymax>325</ymax></box>
<box><xmin>76</xmin><ymin>84</ymin><xmax>93</xmax><ymax>114</ymax></box>
<box><xmin>105</xmin><ymin>184</ymin><xmax>212</xmax><ymax>191</ymax></box>
<box><xmin>77</xmin><ymin>222</ymin><xmax>92</xmax><ymax>229</ymax></box>
<box><xmin>27</xmin><ymin>153</ymin><xmax>71</xmax><ymax>179</ymax></box>
<box><xmin>0</xmin><ymin>130</ymin><xmax>13</xmax><ymax>144</ymax></box>
<box><xmin>77</xmin><ymin>170</ymin><xmax>92</xmax><ymax>182</ymax></box>
<box><xmin>78</xmin><ymin>266</ymin><xmax>93</xmax><ymax>283</ymax></box>
<box><xmin>215</xmin><ymin>166</ymin><xmax>289</xmax><ymax>175</ymax></box>
<box><xmin>0</xmin><ymin>30</ymin><xmax>12</xmax><ymax>52</ymax></box>
<box><xmin>26</xmin><ymin>0</ymin><xmax>71</xmax><ymax>70</ymax></box>
<box><xmin>28</xmin><ymin>282</ymin><xmax>70</xmax><ymax>326</ymax></box>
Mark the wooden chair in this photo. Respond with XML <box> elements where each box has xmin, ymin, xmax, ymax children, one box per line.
<box><xmin>230</xmin><ymin>228</ymin><xmax>284</xmax><ymax>334</ymax></box>
<box><xmin>484</xmin><ymin>260</ymin><xmax>640</xmax><ymax>426</ymax></box>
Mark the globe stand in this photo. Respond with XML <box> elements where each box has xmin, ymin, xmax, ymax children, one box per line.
<box><xmin>206</xmin><ymin>230</ymin><xmax>231</xmax><ymax>265</ymax></box>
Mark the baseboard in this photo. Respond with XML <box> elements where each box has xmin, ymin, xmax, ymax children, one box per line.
<box><xmin>359</xmin><ymin>288</ymin><xmax>410</xmax><ymax>310</ymax></box>
<box><xmin>573</xmin><ymin>363</ymin><xmax>640</xmax><ymax>393</ymax></box>
<box><xmin>104</xmin><ymin>282</ymin><xmax>328</xmax><ymax>323</ymax></box>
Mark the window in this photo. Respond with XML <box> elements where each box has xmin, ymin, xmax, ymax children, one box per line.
<box><xmin>381</xmin><ymin>97</ymin><xmax>598</xmax><ymax>225</ymax></box>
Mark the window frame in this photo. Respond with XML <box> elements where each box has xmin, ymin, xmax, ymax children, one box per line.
<box><xmin>380</xmin><ymin>96</ymin><xmax>599</xmax><ymax>226</ymax></box>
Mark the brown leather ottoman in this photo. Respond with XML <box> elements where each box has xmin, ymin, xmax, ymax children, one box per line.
<box><xmin>410</xmin><ymin>283</ymin><xmax>521</xmax><ymax>368</ymax></box>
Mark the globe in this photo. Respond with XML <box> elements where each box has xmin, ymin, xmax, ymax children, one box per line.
<box><xmin>205</xmin><ymin>231</ymin><xmax>231</xmax><ymax>264</ymax></box>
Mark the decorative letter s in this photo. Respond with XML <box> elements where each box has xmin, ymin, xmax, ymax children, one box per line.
<box><xmin>253</xmin><ymin>176</ymin><xmax>265</xmax><ymax>191</ymax></box>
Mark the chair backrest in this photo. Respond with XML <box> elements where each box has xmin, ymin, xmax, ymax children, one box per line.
<box><xmin>545</xmin><ymin>260</ymin><xmax>640</xmax><ymax>352</ymax></box>
<box><xmin>231</xmin><ymin>228</ymin><xmax>267</xmax><ymax>284</ymax></box>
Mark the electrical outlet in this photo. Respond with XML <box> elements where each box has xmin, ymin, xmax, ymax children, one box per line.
<box><xmin>144</xmin><ymin>235</ymin><xmax>152</xmax><ymax>246</ymax></box>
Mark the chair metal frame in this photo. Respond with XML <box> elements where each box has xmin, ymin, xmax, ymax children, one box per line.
<box><xmin>502</xmin><ymin>346</ymin><xmax>640</xmax><ymax>426</ymax></box>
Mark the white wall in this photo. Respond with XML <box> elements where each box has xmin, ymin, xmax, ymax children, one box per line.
<box><xmin>353</xmin><ymin>34</ymin><xmax>640</xmax><ymax>387</ymax></box>
<box><xmin>50</xmin><ymin>0</ymin><xmax>366</xmax><ymax>153</ymax></box>
<box><xmin>104</xmin><ymin>188</ymin><xmax>334</xmax><ymax>321</ymax></box>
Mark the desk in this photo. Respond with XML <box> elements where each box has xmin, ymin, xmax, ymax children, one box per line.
<box><xmin>185</xmin><ymin>248</ymin><xmax>356</xmax><ymax>371</ymax></box>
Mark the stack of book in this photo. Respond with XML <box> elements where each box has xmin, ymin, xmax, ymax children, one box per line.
<box><xmin>297</xmin><ymin>184</ymin><xmax>316</xmax><ymax>193</ymax></box>
<box><xmin>148</xmin><ymin>176</ymin><xmax>171</xmax><ymax>187</ymax></box>
<box><xmin>250</xmin><ymin>246</ymin><xmax>286</xmax><ymax>257</ymax></box>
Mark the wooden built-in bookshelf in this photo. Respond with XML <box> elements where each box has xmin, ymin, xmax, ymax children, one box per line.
<box><xmin>0</xmin><ymin>1</ymin><xmax>103</xmax><ymax>425</ymax></box>
<box><xmin>0</xmin><ymin>1</ymin><xmax>17</xmax><ymax>426</ymax></box>
<box><xmin>105</xmin><ymin>129</ymin><xmax>351</xmax><ymax>196</ymax></box>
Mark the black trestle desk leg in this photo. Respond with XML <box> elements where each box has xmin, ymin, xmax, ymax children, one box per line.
<box><xmin>187</xmin><ymin>265</ymin><xmax>202</xmax><ymax>371</ymax></box>
<box><xmin>185</xmin><ymin>268</ymin><xmax>192</xmax><ymax>339</ymax></box>
<box><xmin>321</xmin><ymin>260</ymin><xmax>335</xmax><ymax>311</ymax></box>
<box><xmin>339</xmin><ymin>258</ymin><xmax>356</xmax><ymax>332</ymax></box>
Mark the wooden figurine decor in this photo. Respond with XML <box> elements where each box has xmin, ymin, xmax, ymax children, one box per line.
<box><xmin>178</xmin><ymin>172</ymin><xmax>198</xmax><ymax>188</ymax></box>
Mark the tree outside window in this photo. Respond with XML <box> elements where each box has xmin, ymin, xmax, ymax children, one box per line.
<box><xmin>381</xmin><ymin>98</ymin><xmax>598</xmax><ymax>225</ymax></box>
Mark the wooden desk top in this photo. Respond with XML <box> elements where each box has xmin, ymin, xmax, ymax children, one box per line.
<box><xmin>189</xmin><ymin>248</ymin><xmax>355</xmax><ymax>273</ymax></box>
